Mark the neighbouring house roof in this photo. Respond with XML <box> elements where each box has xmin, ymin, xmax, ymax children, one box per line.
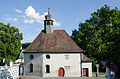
<box><xmin>23</xmin><ymin>30</ymin><xmax>83</xmax><ymax>53</ymax></box>
<box><xmin>82</xmin><ymin>54</ymin><xmax>92</xmax><ymax>62</ymax></box>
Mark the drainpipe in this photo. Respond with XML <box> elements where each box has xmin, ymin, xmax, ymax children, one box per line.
<box><xmin>80</xmin><ymin>53</ymin><xmax>82</xmax><ymax>77</ymax></box>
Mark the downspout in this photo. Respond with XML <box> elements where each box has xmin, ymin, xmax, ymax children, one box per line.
<box><xmin>80</xmin><ymin>53</ymin><xmax>82</xmax><ymax>77</ymax></box>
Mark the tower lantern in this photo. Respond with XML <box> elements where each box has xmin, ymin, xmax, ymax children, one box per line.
<box><xmin>44</xmin><ymin>8</ymin><xmax>54</xmax><ymax>34</ymax></box>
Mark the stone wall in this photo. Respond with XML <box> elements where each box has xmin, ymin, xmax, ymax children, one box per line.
<box><xmin>82</xmin><ymin>62</ymin><xmax>92</xmax><ymax>77</ymax></box>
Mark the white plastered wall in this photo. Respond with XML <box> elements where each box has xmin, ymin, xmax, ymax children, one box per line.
<box><xmin>24</xmin><ymin>53</ymin><xmax>43</xmax><ymax>76</ymax></box>
<box><xmin>82</xmin><ymin>62</ymin><xmax>92</xmax><ymax>77</ymax></box>
<box><xmin>42</xmin><ymin>53</ymin><xmax>81</xmax><ymax>77</ymax></box>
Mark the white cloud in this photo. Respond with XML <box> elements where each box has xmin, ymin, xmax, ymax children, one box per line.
<box><xmin>25</xmin><ymin>6</ymin><xmax>45</xmax><ymax>23</ymax></box>
<box><xmin>24</xmin><ymin>6</ymin><xmax>61</xmax><ymax>26</ymax></box>
<box><xmin>24</xmin><ymin>19</ymin><xmax>34</xmax><ymax>24</ymax></box>
<box><xmin>7</xmin><ymin>18</ymin><xmax>19</xmax><ymax>22</ymax></box>
<box><xmin>54</xmin><ymin>22</ymin><xmax>60</xmax><ymax>26</ymax></box>
<box><xmin>53</xmin><ymin>19</ymin><xmax>61</xmax><ymax>26</ymax></box>
<box><xmin>21</xmin><ymin>15</ymin><xmax>26</xmax><ymax>19</ymax></box>
<box><xmin>15</xmin><ymin>9</ymin><xmax>22</xmax><ymax>13</ymax></box>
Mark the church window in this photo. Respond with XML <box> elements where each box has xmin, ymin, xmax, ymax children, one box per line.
<box><xmin>30</xmin><ymin>63</ymin><xmax>33</xmax><ymax>72</ymax></box>
<box><xmin>29</xmin><ymin>54</ymin><xmax>34</xmax><ymax>59</ymax></box>
<box><xmin>46</xmin><ymin>65</ymin><xmax>50</xmax><ymax>73</ymax></box>
<box><xmin>46</xmin><ymin>55</ymin><xmax>50</xmax><ymax>59</ymax></box>
<box><xmin>65</xmin><ymin>55</ymin><xmax>69</xmax><ymax>60</ymax></box>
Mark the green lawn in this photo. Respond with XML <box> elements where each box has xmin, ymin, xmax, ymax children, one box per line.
<box><xmin>92</xmin><ymin>72</ymin><xmax>106</xmax><ymax>74</ymax></box>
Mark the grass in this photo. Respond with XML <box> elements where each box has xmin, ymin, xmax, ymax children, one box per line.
<box><xmin>92</xmin><ymin>72</ymin><xmax>106</xmax><ymax>74</ymax></box>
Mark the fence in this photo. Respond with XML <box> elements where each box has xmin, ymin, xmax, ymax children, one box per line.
<box><xmin>0</xmin><ymin>66</ymin><xmax>19</xmax><ymax>79</ymax></box>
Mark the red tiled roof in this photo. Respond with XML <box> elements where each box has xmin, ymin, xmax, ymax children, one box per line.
<box><xmin>23</xmin><ymin>30</ymin><xmax>83</xmax><ymax>53</ymax></box>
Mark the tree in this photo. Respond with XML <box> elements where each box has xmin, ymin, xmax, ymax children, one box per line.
<box><xmin>71</xmin><ymin>5</ymin><xmax>120</xmax><ymax>78</ymax></box>
<box><xmin>22</xmin><ymin>42</ymin><xmax>31</xmax><ymax>49</ymax></box>
<box><xmin>0</xmin><ymin>22</ymin><xmax>23</xmax><ymax>62</ymax></box>
<box><xmin>20</xmin><ymin>55</ymin><xmax>23</xmax><ymax>63</ymax></box>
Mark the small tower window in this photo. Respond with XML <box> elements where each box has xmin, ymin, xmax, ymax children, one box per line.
<box><xmin>29</xmin><ymin>54</ymin><xmax>34</xmax><ymax>59</ymax></box>
<box><xmin>51</xmin><ymin>22</ymin><xmax>53</xmax><ymax>25</ymax></box>
<box><xmin>46</xmin><ymin>65</ymin><xmax>50</xmax><ymax>73</ymax></box>
<box><xmin>46</xmin><ymin>55</ymin><xmax>50</xmax><ymax>59</ymax></box>
<box><xmin>30</xmin><ymin>63</ymin><xmax>33</xmax><ymax>72</ymax></box>
<box><xmin>47</xmin><ymin>21</ymin><xmax>50</xmax><ymax>25</ymax></box>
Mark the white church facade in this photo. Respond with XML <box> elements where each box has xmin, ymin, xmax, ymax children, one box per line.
<box><xmin>23</xmin><ymin>9</ymin><xmax>92</xmax><ymax>77</ymax></box>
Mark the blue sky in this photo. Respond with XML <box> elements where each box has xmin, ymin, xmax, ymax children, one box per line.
<box><xmin>0</xmin><ymin>0</ymin><xmax>120</xmax><ymax>43</ymax></box>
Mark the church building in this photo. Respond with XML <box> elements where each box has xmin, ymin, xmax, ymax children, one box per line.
<box><xmin>23</xmin><ymin>9</ymin><xmax>92</xmax><ymax>77</ymax></box>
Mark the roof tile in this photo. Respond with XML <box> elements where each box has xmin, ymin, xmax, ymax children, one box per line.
<box><xmin>82</xmin><ymin>54</ymin><xmax>92</xmax><ymax>62</ymax></box>
<box><xmin>23</xmin><ymin>30</ymin><xmax>83</xmax><ymax>53</ymax></box>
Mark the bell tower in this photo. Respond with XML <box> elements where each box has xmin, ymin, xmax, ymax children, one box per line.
<box><xmin>44</xmin><ymin>8</ymin><xmax>54</xmax><ymax>34</ymax></box>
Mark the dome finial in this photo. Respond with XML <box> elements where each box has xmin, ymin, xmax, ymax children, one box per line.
<box><xmin>48</xmin><ymin>8</ymin><xmax>50</xmax><ymax>14</ymax></box>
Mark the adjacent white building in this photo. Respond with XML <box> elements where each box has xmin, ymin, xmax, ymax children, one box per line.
<box><xmin>23</xmin><ymin>9</ymin><xmax>92</xmax><ymax>77</ymax></box>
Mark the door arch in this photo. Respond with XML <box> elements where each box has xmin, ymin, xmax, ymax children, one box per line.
<box><xmin>58</xmin><ymin>68</ymin><xmax>65</xmax><ymax>77</ymax></box>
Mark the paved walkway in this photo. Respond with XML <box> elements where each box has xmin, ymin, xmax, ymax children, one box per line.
<box><xmin>19</xmin><ymin>76</ymin><xmax>106</xmax><ymax>79</ymax></box>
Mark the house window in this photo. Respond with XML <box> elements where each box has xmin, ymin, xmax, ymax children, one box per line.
<box><xmin>46</xmin><ymin>65</ymin><xmax>50</xmax><ymax>73</ymax></box>
<box><xmin>29</xmin><ymin>54</ymin><xmax>34</xmax><ymax>59</ymax></box>
<box><xmin>46</xmin><ymin>55</ymin><xmax>50</xmax><ymax>59</ymax></box>
<box><xmin>65</xmin><ymin>66</ymin><xmax>70</xmax><ymax>70</ymax></box>
<box><xmin>30</xmin><ymin>63</ymin><xmax>33</xmax><ymax>72</ymax></box>
<box><xmin>65</xmin><ymin>55</ymin><xmax>69</xmax><ymax>59</ymax></box>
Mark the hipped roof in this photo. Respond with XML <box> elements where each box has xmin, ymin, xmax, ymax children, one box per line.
<box><xmin>23</xmin><ymin>30</ymin><xmax>83</xmax><ymax>53</ymax></box>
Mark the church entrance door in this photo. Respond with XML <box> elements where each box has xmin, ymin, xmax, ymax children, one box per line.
<box><xmin>58</xmin><ymin>68</ymin><xmax>64</xmax><ymax>77</ymax></box>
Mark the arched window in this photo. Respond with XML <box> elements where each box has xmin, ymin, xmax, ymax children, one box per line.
<box><xmin>46</xmin><ymin>65</ymin><xmax>50</xmax><ymax>73</ymax></box>
<box><xmin>30</xmin><ymin>63</ymin><xmax>33</xmax><ymax>72</ymax></box>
